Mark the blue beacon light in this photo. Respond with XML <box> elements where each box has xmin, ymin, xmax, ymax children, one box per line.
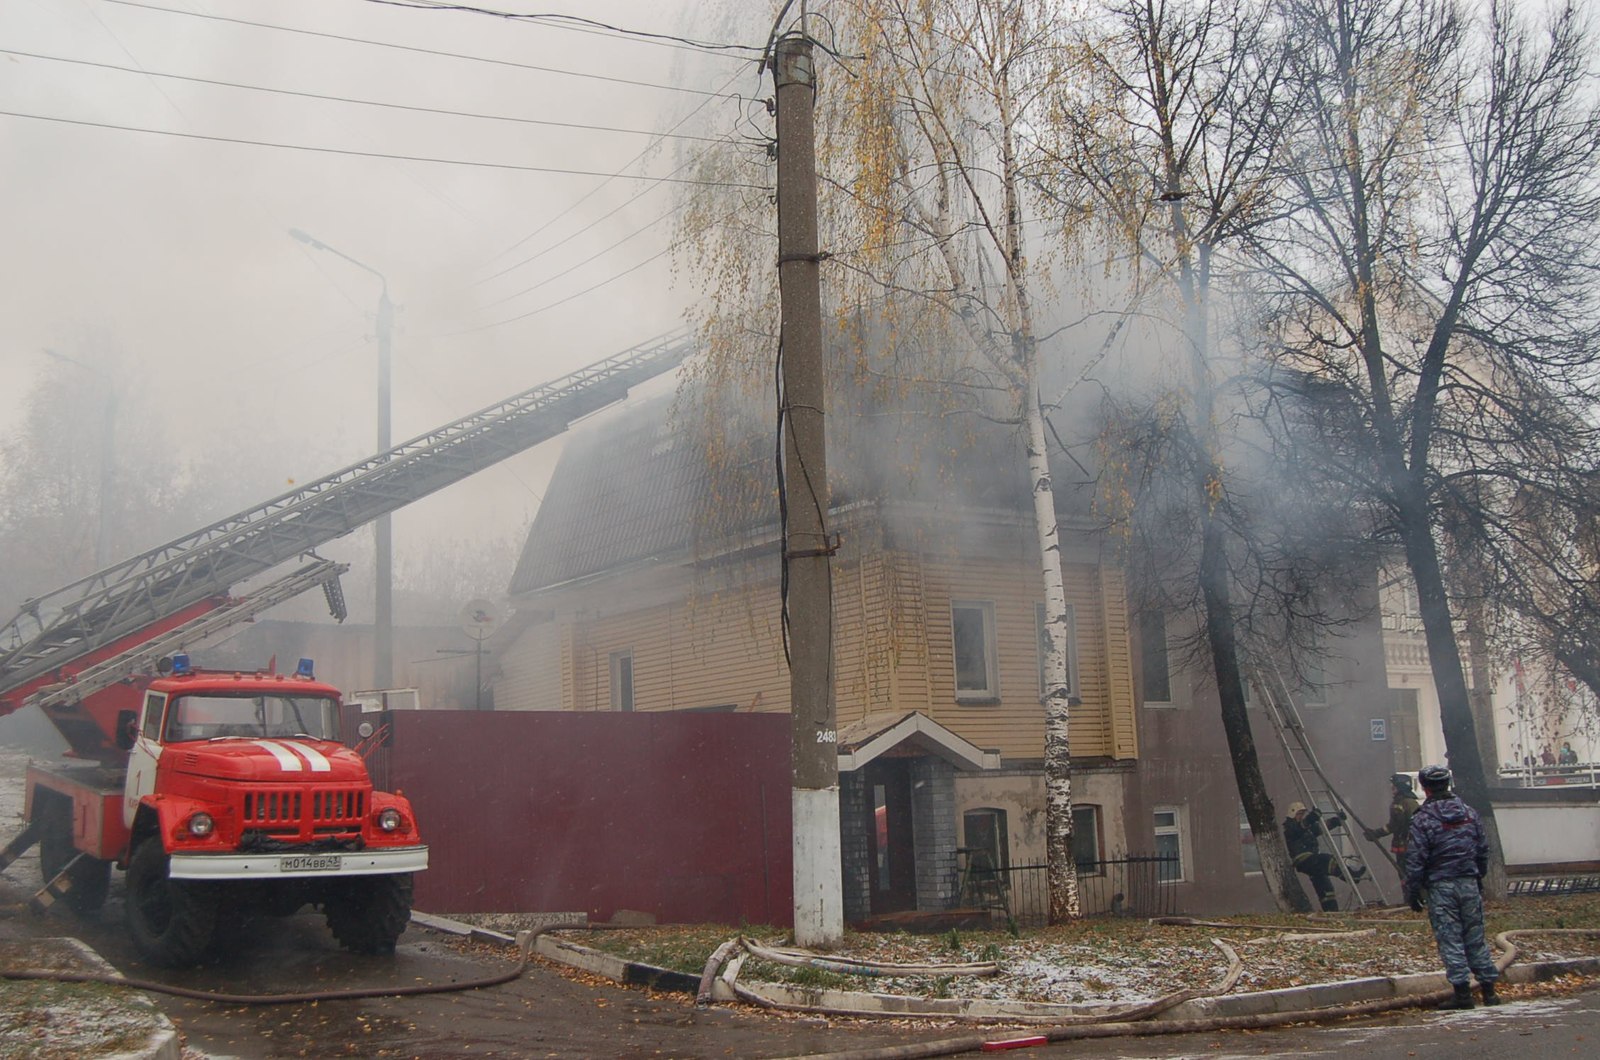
<box><xmin>295</xmin><ymin>658</ymin><xmax>316</xmax><ymax>679</ymax></box>
<box><xmin>171</xmin><ymin>653</ymin><xmax>192</xmax><ymax>676</ymax></box>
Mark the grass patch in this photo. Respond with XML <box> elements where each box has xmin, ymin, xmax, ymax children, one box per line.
<box><xmin>451</xmin><ymin>892</ymin><xmax>1600</xmax><ymax>1002</ymax></box>
<box><xmin>0</xmin><ymin>981</ymin><xmax>158</xmax><ymax>1060</ymax></box>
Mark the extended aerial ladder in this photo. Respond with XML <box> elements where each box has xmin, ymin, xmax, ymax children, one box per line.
<box><xmin>0</xmin><ymin>329</ymin><xmax>693</xmax><ymax>754</ymax></box>
<box><xmin>1250</xmin><ymin>658</ymin><xmax>1389</xmax><ymax>909</ymax></box>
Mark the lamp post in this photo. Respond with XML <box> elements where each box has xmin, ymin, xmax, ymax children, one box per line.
<box><xmin>289</xmin><ymin>228</ymin><xmax>395</xmax><ymax>688</ymax></box>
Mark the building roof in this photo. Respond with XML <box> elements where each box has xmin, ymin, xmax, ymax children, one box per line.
<box><xmin>509</xmin><ymin>384</ymin><xmax>1102</xmax><ymax>597</ymax></box>
<box><xmin>509</xmin><ymin>394</ymin><xmax>721</xmax><ymax>594</ymax></box>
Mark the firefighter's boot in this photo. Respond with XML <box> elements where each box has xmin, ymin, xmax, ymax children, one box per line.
<box><xmin>1438</xmin><ymin>984</ymin><xmax>1474</xmax><ymax>1010</ymax></box>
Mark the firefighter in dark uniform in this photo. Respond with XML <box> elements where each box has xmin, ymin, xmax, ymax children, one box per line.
<box><xmin>1364</xmin><ymin>772</ymin><xmax>1421</xmax><ymax>867</ymax></box>
<box><xmin>1284</xmin><ymin>801</ymin><xmax>1364</xmax><ymax>911</ymax></box>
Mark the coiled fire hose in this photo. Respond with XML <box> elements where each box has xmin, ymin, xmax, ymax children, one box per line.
<box><xmin>0</xmin><ymin>923</ymin><xmax>552</xmax><ymax>1005</ymax></box>
<box><xmin>761</xmin><ymin>925</ymin><xmax>1600</xmax><ymax>1060</ymax></box>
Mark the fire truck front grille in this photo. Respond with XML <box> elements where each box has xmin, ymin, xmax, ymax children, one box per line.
<box><xmin>310</xmin><ymin>789</ymin><xmax>366</xmax><ymax>824</ymax></box>
<box><xmin>241</xmin><ymin>787</ymin><xmax>366</xmax><ymax>829</ymax></box>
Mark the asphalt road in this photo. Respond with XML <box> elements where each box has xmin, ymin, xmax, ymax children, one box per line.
<box><xmin>3</xmin><ymin>893</ymin><xmax>940</xmax><ymax>1058</ymax></box>
<box><xmin>2</xmin><ymin>865</ymin><xmax>1596</xmax><ymax>1059</ymax></box>
<box><xmin>1021</xmin><ymin>988</ymin><xmax>1600</xmax><ymax>1059</ymax></box>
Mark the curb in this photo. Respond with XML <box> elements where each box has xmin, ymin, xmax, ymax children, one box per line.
<box><xmin>1</xmin><ymin>937</ymin><xmax>181</xmax><ymax>1060</ymax></box>
<box><xmin>1167</xmin><ymin>956</ymin><xmax>1600</xmax><ymax>1020</ymax></box>
<box><xmin>411</xmin><ymin>912</ymin><xmax>701</xmax><ymax>993</ymax></box>
<box><xmin>534</xmin><ymin>933</ymin><xmax>703</xmax><ymax>993</ymax></box>
<box><xmin>411</xmin><ymin>912</ymin><xmax>1600</xmax><ymax>1021</ymax></box>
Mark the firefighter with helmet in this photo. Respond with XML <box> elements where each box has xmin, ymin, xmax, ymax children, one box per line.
<box><xmin>1283</xmin><ymin>802</ymin><xmax>1365</xmax><ymax>911</ymax></box>
<box><xmin>1364</xmin><ymin>772</ymin><xmax>1421</xmax><ymax>866</ymax></box>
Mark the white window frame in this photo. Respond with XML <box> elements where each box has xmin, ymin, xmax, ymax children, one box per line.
<box><xmin>951</xmin><ymin>600</ymin><xmax>999</xmax><ymax>702</ymax></box>
<box><xmin>1239</xmin><ymin>805</ymin><xmax>1262</xmax><ymax>875</ymax></box>
<box><xmin>1036</xmin><ymin>602</ymin><xmax>1080</xmax><ymax>702</ymax></box>
<box><xmin>609</xmin><ymin>650</ymin><xmax>634</xmax><ymax>712</ymax></box>
<box><xmin>1153</xmin><ymin>805</ymin><xmax>1187</xmax><ymax>883</ymax></box>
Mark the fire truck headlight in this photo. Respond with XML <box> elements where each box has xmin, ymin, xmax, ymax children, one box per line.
<box><xmin>188</xmin><ymin>812</ymin><xmax>215</xmax><ymax>837</ymax></box>
<box><xmin>377</xmin><ymin>808</ymin><xmax>403</xmax><ymax>832</ymax></box>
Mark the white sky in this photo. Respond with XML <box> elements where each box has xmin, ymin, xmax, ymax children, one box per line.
<box><xmin>0</xmin><ymin>0</ymin><xmax>762</xmax><ymax>594</ymax></box>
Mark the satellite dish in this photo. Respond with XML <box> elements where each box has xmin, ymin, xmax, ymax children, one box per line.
<box><xmin>459</xmin><ymin>598</ymin><xmax>504</xmax><ymax>641</ymax></box>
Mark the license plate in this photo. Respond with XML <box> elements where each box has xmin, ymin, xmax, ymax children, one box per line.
<box><xmin>282</xmin><ymin>854</ymin><xmax>341</xmax><ymax>872</ymax></box>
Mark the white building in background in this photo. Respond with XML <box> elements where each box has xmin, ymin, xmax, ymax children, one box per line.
<box><xmin>1378</xmin><ymin>566</ymin><xmax>1598</xmax><ymax>774</ymax></box>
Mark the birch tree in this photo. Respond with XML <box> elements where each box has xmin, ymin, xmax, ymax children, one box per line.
<box><xmin>681</xmin><ymin>0</ymin><xmax>1089</xmax><ymax>920</ymax></box>
<box><xmin>1257</xmin><ymin>0</ymin><xmax>1600</xmax><ymax>889</ymax></box>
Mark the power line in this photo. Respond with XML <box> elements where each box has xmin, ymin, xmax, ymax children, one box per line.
<box><xmin>479</xmin><ymin>199</ymin><xmax>682</xmax><ymax>310</ymax></box>
<box><xmin>356</xmin><ymin>0</ymin><xmax>765</xmax><ymax>57</ymax></box>
<box><xmin>471</xmin><ymin>66</ymin><xmax>755</xmax><ymax>283</ymax></box>
<box><xmin>101</xmin><ymin>0</ymin><xmax>745</xmax><ymax>99</ymax></box>
<box><xmin>0</xmin><ymin>48</ymin><xmax>730</xmax><ymax>144</ymax></box>
<box><xmin>0</xmin><ymin>108</ymin><xmax>770</xmax><ymax>188</ymax></box>
<box><xmin>475</xmin><ymin>139</ymin><xmax>719</xmax><ymax>286</ymax></box>
<box><xmin>447</xmin><ymin>243</ymin><xmax>678</xmax><ymax>337</ymax></box>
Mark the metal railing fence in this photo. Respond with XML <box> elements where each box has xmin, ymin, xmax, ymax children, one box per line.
<box><xmin>956</xmin><ymin>854</ymin><xmax>1181</xmax><ymax>927</ymax></box>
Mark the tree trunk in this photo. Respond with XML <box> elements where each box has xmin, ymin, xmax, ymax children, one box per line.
<box><xmin>1461</xmin><ymin>596</ymin><xmax>1506</xmax><ymax>897</ymax></box>
<box><xmin>1199</xmin><ymin>498</ymin><xmax>1313</xmax><ymax>912</ymax></box>
<box><xmin>1028</xmin><ymin>371</ymin><xmax>1082</xmax><ymax>923</ymax></box>
<box><xmin>1394</xmin><ymin>486</ymin><xmax>1508</xmax><ymax>888</ymax></box>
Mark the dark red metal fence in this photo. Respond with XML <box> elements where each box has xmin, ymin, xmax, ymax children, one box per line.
<box><xmin>349</xmin><ymin>709</ymin><xmax>793</xmax><ymax>926</ymax></box>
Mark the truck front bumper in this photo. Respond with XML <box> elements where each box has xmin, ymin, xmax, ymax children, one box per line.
<box><xmin>168</xmin><ymin>845</ymin><xmax>428</xmax><ymax>880</ymax></box>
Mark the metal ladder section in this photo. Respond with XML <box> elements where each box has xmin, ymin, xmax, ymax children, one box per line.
<box><xmin>26</xmin><ymin>560</ymin><xmax>348</xmax><ymax>760</ymax></box>
<box><xmin>956</xmin><ymin>848</ymin><xmax>1011</xmax><ymax>918</ymax></box>
<box><xmin>1251</xmin><ymin>660</ymin><xmax>1389</xmax><ymax>908</ymax></box>
<box><xmin>0</xmin><ymin>330</ymin><xmax>693</xmax><ymax>700</ymax></box>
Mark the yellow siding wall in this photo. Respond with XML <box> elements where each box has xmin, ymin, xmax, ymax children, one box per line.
<box><xmin>495</xmin><ymin>620</ymin><xmax>564</xmax><ymax>711</ymax></box>
<box><xmin>1100</xmin><ymin>566</ymin><xmax>1139</xmax><ymax>758</ymax></box>
<box><xmin>567</xmin><ymin>586</ymin><xmax>792</xmax><ymax>714</ymax></box>
<box><xmin>504</xmin><ymin>537</ymin><xmax>1137</xmax><ymax>762</ymax></box>
<box><xmin>919</xmin><ymin>554</ymin><xmax>1130</xmax><ymax>761</ymax></box>
<box><xmin>834</xmin><ymin>549</ymin><xmax>931</xmax><ymax>729</ymax></box>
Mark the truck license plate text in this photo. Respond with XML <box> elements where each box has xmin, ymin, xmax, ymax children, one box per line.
<box><xmin>282</xmin><ymin>854</ymin><xmax>341</xmax><ymax>872</ymax></box>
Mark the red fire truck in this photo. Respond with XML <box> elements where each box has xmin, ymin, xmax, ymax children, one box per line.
<box><xmin>0</xmin><ymin>334</ymin><xmax>691</xmax><ymax>967</ymax></box>
<box><xmin>21</xmin><ymin>653</ymin><xmax>425</xmax><ymax>966</ymax></box>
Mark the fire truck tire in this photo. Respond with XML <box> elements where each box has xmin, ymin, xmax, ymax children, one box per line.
<box><xmin>35</xmin><ymin>797</ymin><xmax>111</xmax><ymax>914</ymax></box>
<box><xmin>325</xmin><ymin>873</ymin><xmax>413</xmax><ymax>955</ymax></box>
<box><xmin>125</xmin><ymin>839</ymin><xmax>218</xmax><ymax>968</ymax></box>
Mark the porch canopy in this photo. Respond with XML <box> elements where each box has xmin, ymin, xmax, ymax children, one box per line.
<box><xmin>835</xmin><ymin>710</ymin><xmax>1002</xmax><ymax>772</ymax></box>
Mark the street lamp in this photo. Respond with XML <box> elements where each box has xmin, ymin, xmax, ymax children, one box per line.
<box><xmin>289</xmin><ymin>228</ymin><xmax>396</xmax><ymax>688</ymax></box>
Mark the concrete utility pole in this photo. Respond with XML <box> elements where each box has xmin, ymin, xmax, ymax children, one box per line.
<box><xmin>773</xmin><ymin>32</ymin><xmax>842</xmax><ymax>947</ymax></box>
<box><xmin>289</xmin><ymin>228</ymin><xmax>395</xmax><ymax>689</ymax></box>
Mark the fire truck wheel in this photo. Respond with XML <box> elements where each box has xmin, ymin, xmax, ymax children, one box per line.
<box><xmin>35</xmin><ymin>797</ymin><xmax>111</xmax><ymax>914</ymax></box>
<box><xmin>325</xmin><ymin>873</ymin><xmax>413</xmax><ymax>955</ymax></box>
<box><xmin>125</xmin><ymin>839</ymin><xmax>218</xmax><ymax>968</ymax></box>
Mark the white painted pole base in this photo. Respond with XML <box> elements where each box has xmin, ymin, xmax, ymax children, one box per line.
<box><xmin>792</xmin><ymin>784</ymin><xmax>843</xmax><ymax>947</ymax></box>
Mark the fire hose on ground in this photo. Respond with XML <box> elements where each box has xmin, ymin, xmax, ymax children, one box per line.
<box><xmin>695</xmin><ymin>934</ymin><xmax>1246</xmax><ymax>1025</ymax></box>
<box><xmin>738</xmin><ymin>924</ymin><xmax>1600</xmax><ymax>1060</ymax></box>
<box><xmin>2</xmin><ymin>911</ymin><xmax>1596</xmax><ymax>1043</ymax></box>
<box><xmin>0</xmin><ymin>922</ymin><xmax>604</xmax><ymax>1004</ymax></box>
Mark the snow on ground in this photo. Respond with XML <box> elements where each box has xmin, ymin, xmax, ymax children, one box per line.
<box><xmin>0</xmin><ymin>747</ymin><xmax>27</xmax><ymax>822</ymax></box>
<box><xmin>0</xmin><ymin>747</ymin><xmax>37</xmax><ymax>889</ymax></box>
